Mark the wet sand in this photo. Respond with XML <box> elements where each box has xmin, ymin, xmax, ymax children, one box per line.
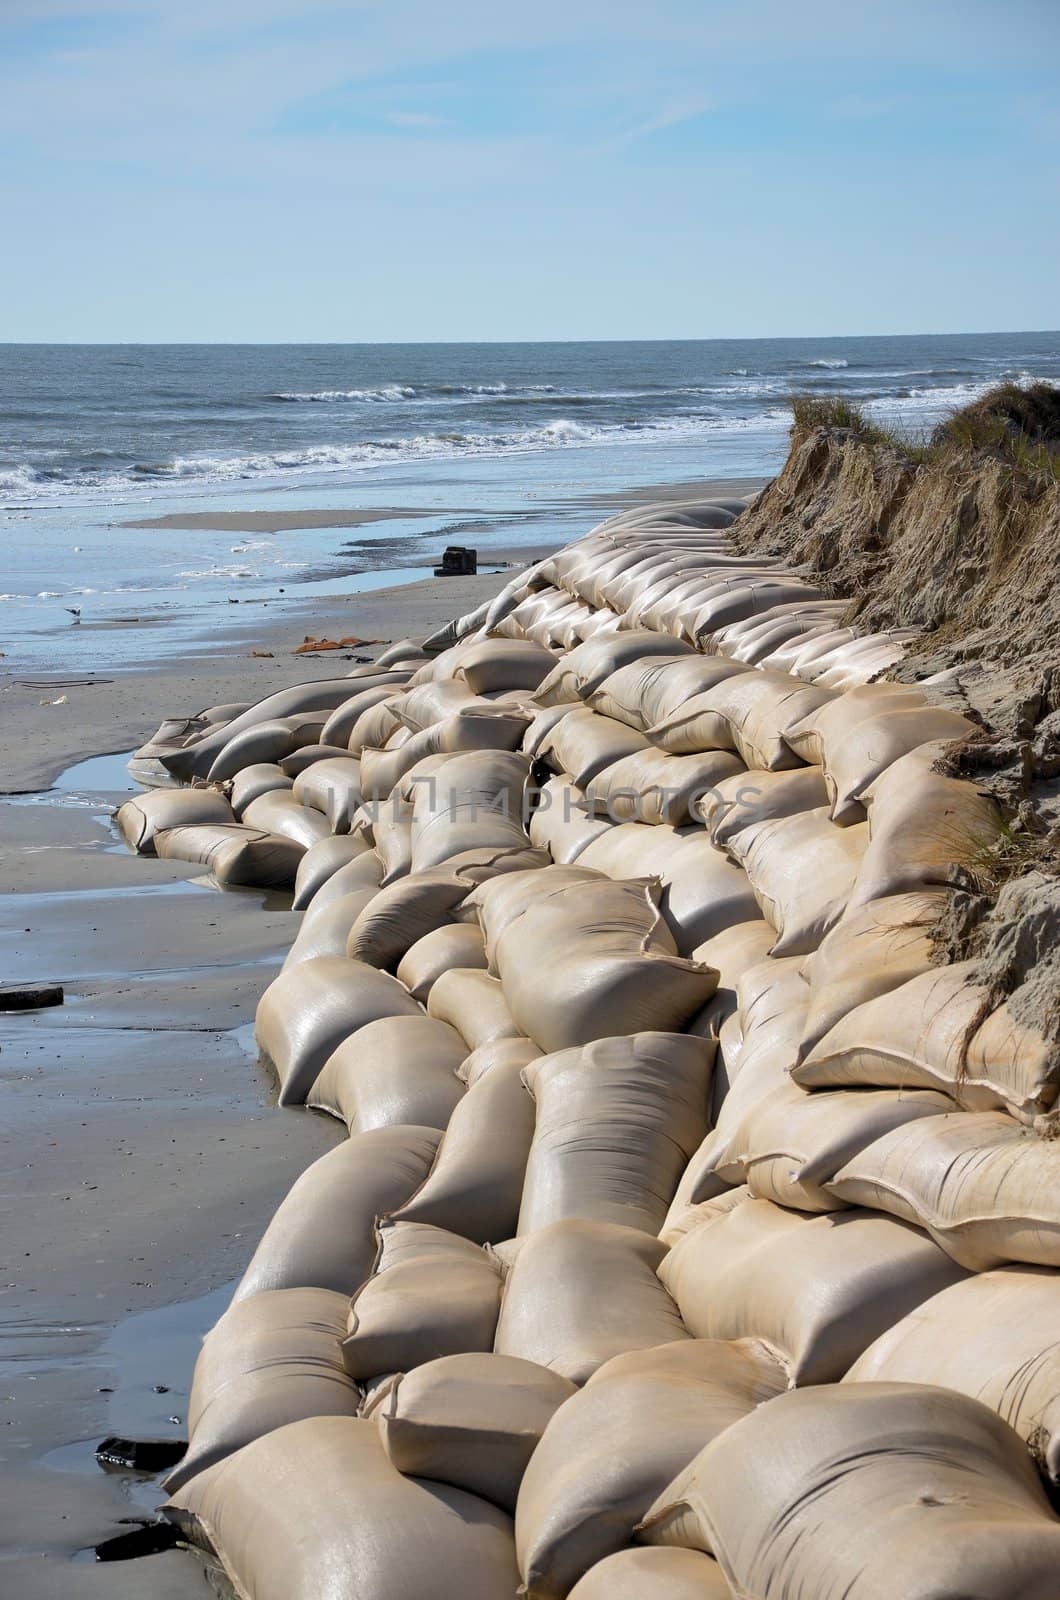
<box><xmin>122</xmin><ymin>506</ymin><xmax>466</xmax><ymax>534</ymax></box>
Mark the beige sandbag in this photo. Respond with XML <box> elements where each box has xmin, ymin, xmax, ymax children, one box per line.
<box><xmin>431</xmin><ymin>843</ymin><xmax>550</xmax><ymax>884</ymax></box>
<box><xmin>155</xmin><ymin>822</ymin><xmax>303</xmax><ymax>888</ymax></box>
<box><xmin>341</xmin><ymin>1222</ymin><xmax>504</xmax><ymax>1381</ymax></box>
<box><xmin>281</xmin><ymin>888</ymin><xmax>381</xmax><ymax>971</ymax></box>
<box><xmin>255</xmin><ymin>955</ymin><xmax>424</xmax><ymax>1107</ymax></box>
<box><xmin>789</xmin><ymin>685</ymin><xmax>977</xmax><ymax>823</ymax></box>
<box><xmin>798</xmin><ymin>890</ymin><xmax>948</xmax><ymax>1059</ymax></box>
<box><xmin>398</xmin><ymin>679</ymin><xmax>482</xmax><ymax>731</ymax></box>
<box><xmin>162</xmin><ymin>678</ymin><xmax>360</xmax><ymax>780</ymax></box>
<box><xmin>308</xmin><ymin>1014</ymin><xmax>466</xmax><ymax>1134</ymax></box>
<box><xmin>649</xmin><ymin>671</ymin><xmax>835</xmax><ymax>770</ymax></box>
<box><xmin>233</xmin><ymin>1125</ymin><xmax>442</xmax><ymax>1302</ymax></box>
<box><xmin>568</xmin><ymin>1548</ymin><xmax>733</xmax><ymax>1599</ymax></box>
<box><xmin>345</xmin><ymin>871</ymin><xmax>467</xmax><ymax>969</ymax></box>
<box><xmin>688</xmin><ymin>578</ymin><xmax>826</xmax><ymax>643</ymax></box>
<box><xmin>463</xmin><ymin>864</ymin><xmax>603</xmax><ymax>971</ymax></box>
<box><xmin>636</xmin><ymin>1384</ymin><xmax>1060</xmax><ymax>1600</ymax></box>
<box><xmin>489</xmin><ymin>876</ymin><xmax>717</xmax><ymax>1052</ymax></box>
<box><xmin>203</xmin><ymin>717</ymin><xmax>306</xmax><ymax>782</ymax></box>
<box><xmin>730</xmin><ymin>1082</ymin><xmax>952</xmax><ymax>1213</ymax></box>
<box><xmin>849</xmin><ymin>739</ymin><xmax>1003</xmax><ymax>907</ymax></box>
<box><xmin>793</xmin><ymin>960</ymin><xmax>1059</xmax><ymax>1121</ymax></box>
<box><xmin>389</xmin><ymin>1038</ymin><xmax>538</xmax><ymax>1242</ymax></box>
<box><xmin>585</xmin><ymin>746</ymin><xmax>743</xmax><ymax>826</ymax></box>
<box><xmin>396</xmin><ymin>923</ymin><xmax>488</xmax><ymax>1003</ymax></box>
<box><xmin>585</xmin><ymin>655</ymin><xmax>749</xmax><ymax>732</ymax></box>
<box><xmin>291</xmin><ymin>756</ymin><xmax>363</xmax><ymax>833</ymax></box>
<box><xmin>229</xmin><ymin>761</ymin><xmax>294</xmax><ymax>816</ymax></box>
<box><xmin>279</xmin><ymin>741</ymin><xmax>355</xmax><ymax>778</ymax></box>
<box><xmin>242</xmin><ymin>789</ymin><xmax>331</xmax><ymax>849</ymax></box>
<box><xmin>299</xmin><ymin>845</ymin><xmax>383</xmax><ymax>914</ymax></box>
<box><xmin>515</xmin><ymin>1339</ymin><xmax>784</xmax><ymax>1599</ymax></box>
<box><xmin>576</xmin><ymin>825</ymin><xmax>760</xmax><ymax>953</ymax></box>
<box><xmin>659</xmin><ymin>1196</ymin><xmax>965</xmax><ymax>1384</ymax></box>
<box><xmin>845</xmin><ymin>1265</ymin><xmax>1060</xmax><ymax>1480</ymax></box>
<box><xmin>115</xmin><ymin>785</ymin><xmax>234</xmax><ymax>853</ymax></box>
<box><xmin>427</xmin><ymin>968</ymin><xmax>521</xmax><ymax>1050</ymax></box>
<box><xmin>829</xmin><ymin>1111</ymin><xmax>1060</xmax><ymax>1269</ymax></box>
<box><xmin>522</xmin><ymin>701</ymin><xmax>576</xmax><ymax>757</ymax></box>
<box><xmin>727</xmin><ymin>805</ymin><xmax>868</xmax><ymax>956</ymax></box>
<box><xmin>494</xmin><ymin>1219</ymin><xmax>688</xmax><ymax>1384</ymax></box>
<box><xmin>163</xmin><ymin>1287</ymin><xmax>358</xmax><ymax>1493</ymax></box>
<box><xmin>534</xmin><ymin>630</ymin><xmax>693</xmax><ymax>706</ymax></box>
<box><xmin>321</xmin><ymin>682</ymin><xmax>411</xmax><ymax>747</ymax></box>
<box><xmin>371</xmin><ymin>793</ymin><xmax>414</xmax><ymax>883</ymax></box>
<box><xmin>528</xmin><ymin>774</ymin><xmax>615</xmax><ymax>862</ymax></box>
<box><xmin>409</xmin><ymin>749</ymin><xmax>531</xmax><ymax>873</ymax></box>
<box><xmin>291</xmin><ymin>833</ymin><xmax>373</xmax><ymax>911</ymax></box>
<box><xmin>165</xmin><ymin>1416</ymin><xmax>520</xmax><ymax>1600</ymax></box>
<box><xmin>455</xmin><ymin>638</ymin><xmax>556</xmax><ymax>694</ymax></box>
<box><xmin>518</xmin><ymin>1034</ymin><xmax>712</xmax><ymax>1235</ymax></box>
<box><xmin>373</xmin><ymin>1352</ymin><xmax>575</xmax><ymax>1513</ymax></box>
<box><xmin>694</xmin><ymin>763</ymin><xmax>829</xmax><ymax>848</ymax></box>
<box><xmin>536</xmin><ymin>707</ymin><xmax>651</xmax><ymax>789</ymax></box>
<box><xmin>347</xmin><ymin>692</ymin><xmax>406</xmax><ymax>756</ymax></box>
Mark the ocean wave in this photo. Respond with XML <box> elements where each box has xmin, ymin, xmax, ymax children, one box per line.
<box><xmin>803</xmin><ymin>358</ymin><xmax>850</xmax><ymax>369</ymax></box>
<box><xmin>271</xmin><ymin>385</ymin><xmax>417</xmax><ymax>403</ymax></box>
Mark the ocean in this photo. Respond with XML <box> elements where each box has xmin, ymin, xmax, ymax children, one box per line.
<box><xmin>3</xmin><ymin>332</ymin><xmax>1059</xmax><ymax>670</ymax></box>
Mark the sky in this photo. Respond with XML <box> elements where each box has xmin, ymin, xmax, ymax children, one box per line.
<box><xmin>2</xmin><ymin>0</ymin><xmax>1059</xmax><ymax>342</ymax></box>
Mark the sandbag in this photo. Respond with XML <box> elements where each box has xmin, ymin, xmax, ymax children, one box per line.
<box><xmin>829</xmin><ymin>1111</ymin><xmax>1060</xmax><ymax>1269</ymax></box>
<box><xmin>576</xmin><ymin>826</ymin><xmax>760</xmax><ymax>953</ymax></box>
<box><xmin>845</xmin><ymin>1265</ymin><xmax>1060</xmax><ymax>1480</ymax></box>
<box><xmin>389</xmin><ymin>1038</ymin><xmax>539</xmax><ymax>1242</ymax></box>
<box><xmin>515</xmin><ymin>1339</ymin><xmax>785</xmax><ymax>1599</ymax></box>
<box><xmin>789</xmin><ymin>684</ymin><xmax>977</xmax><ymax>824</ymax></box>
<box><xmin>291</xmin><ymin>833</ymin><xmax>373</xmax><ymax>911</ymax></box>
<box><xmin>299</xmin><ymin>846</ymin><xmax>383</xmax><ymax>914</ymax></box>
<box><xmin>233</xmin><ymin>1125</ymin><xmax>442</xmax><ymax>1302</ymax></box>
<box><xmin>568</xmin><ymin>1549</ymin><xmax>733</xmax><ymax>1600</ymax></box>
<box><xmin>242</xmin><ymin>789</ymin><xmax>331</xmax><ymax>849</ymax></box>
<box><xmin>255</xmin><ymin>955</ymin><xmax>424</xmax><ymax>1106</ymax></box>
<box><xmin>279</xmin><ymin>741</ymin><xmax>354</xmax><ymax>778</ymax></box>
<box><xmin>347</xmin><ymin>693</ymin><xmax>406</xmax><ymax>756</ymax></box>
<box><xmin>518</xmin><ymin>1033</ymin><xmax>713</xmax><ymax>1235</ymax></box>
<box><xmin>585</xmin><ymin>746</ymin><xmax>743</xmax><ymax>826</ymax></box>
<box><xmin>849</xmin><ymin>739</ymin><xmax>1004</xmax><ymax>907</ymax></box>
<box><xmin>798</xmin><ymin>890</ymin><xmax>948</xmax><ymax>1059</ymax></box>
<box><xmin>649</xmin><ymin>671</ymin><xmax>835</xmax><ymax>770</ymax></box>
<box><xmin>585</xmin><ymin>655</ymin><xmax>749</xmax><ymax>732</ymax></box>
<box><xmin>115</xmin><ymin>785</ymin><xmax>234</xmax><ymax>853</ymax></box>
<box><xmin>536</xmin><ymin>707</ymin><xmax>651</xmax><ymax>789</ymax></box>
<box><xmin>427</xmin><ymin>968</ymin><xmax>521</xmax><ymax>1051</ymax></box>
<box><xmin>372</xmin><ymin>1353</ymin><xmax>575</xmax><ymax>1513</ymax></box>
<box><xmin>463</xmin><ymin>864</ymin><xmax>603</xmax><ymax>971</ymax></box>
<box><xmin>695</xmin><ymin>763</ymin><xmax>829</xmax><ymax>849</ymax></box>
<box><xmin>727</xmin><ymin>805</ymin><xmax>868</xmax><ymax>955</ymax></box>
<box><xmin>398</xmin><ymin>679</ymin><xmax>482</xmax><ymax>731</ymax></box>
<box><xmin>528</xmin><ymin>773</ymin><xmax>615</xmax><ymax>862</ymax></box>
<box><xmin>362</xmin><ymin>707</ymin><xmax>532</xmax><ymax>802</ymax></box>
<box><xmin>346</xmin><ymin>871</ymin><xmax>468</xmax><ymax>969</ymax></box>
<box><xmin>396</xmin><ymin>923</ymin><xmax>489</xmax><ymax>1003</ymax></box>
<box><xmin>370</xmin><ymin>793</ymin><xmax>414</xmax><ymax>884</ymax></box>
<box><xmin>455</xmin><ymin>638</ymin><xmax>556</xmax><ymax>694</ymax></box>
<box><xmin>203</xmin><ymin>717</ymin><xmax>310</xmax><ymax>782</ymax></box>
<box><xmin>281</xmin><ymin>888</ymin><xmax>381</xmax><ymax>970</ymax></box>
<box><xmin>534</xmin><ymin>631</ymin><xmax>693</xmax><ymax>706</ymax></box>
<box><xmin>659</xmin><ymin>1196</ymin><xmax>966</xmax><ymax>1384</ymax></box>
<box><xmin>155</xmin><ymin>822</ymin><xmax>303</xmax><ymax>888</ymax></box>
<box><xmin>229</xmin><ymin>761</ymin><xmax>294</xmax><ymax>816</ymax></box>
<box><xmin>165</xmin><ymin>1416</ymin><xmax>520</xmax><ymax>1600</ymax></box>
<box><xmin>321</xmin><ymin>681</ymin><xmax>412</xmax><ymax>747</ymax></box>
<box><xmin>161</xmin><ymin>678</ymin><xmax>361</xmax><ymax>779</ymax></box>
<box><xmin>727</xmin><ymin>1082</ymin><xmax>952</xmax><ymax>1213</ymax></box>
<box><xmin>432</xmin><ymin>843</ymin><xmax>550</xmax><ymax>884</ymax></box>
<box><xmin>163</xmin><ymin>1287</ymin><xmax>358</xmax><ymax>1492</ymax></box>
<box><xmin>341</xmin><ymin>1222</ymin><xmax>504</xmax><ymax>1381</ymax></box>
<box><xmin>636</xmin><ymin>1383</ymin><xmax>1060</xmax><ymax>1600</ymax></box>
<box><xmin>494</xmin><ymin>1219</ymin><xmax>688</xmax><ymax>1384</ymax></box>
<box><xmin>409</xmin><ymin>749</ymin><xmax>531</xmax><ymax>873</ymax></box>
<box><xmin>308</xmin><ymin>1014</ymin><xmax>466</xmax><ymax>1134</ymax></box>
<box><xmin>291</xmin><ymin>756</ymin><xmax>363</xmax><ymax>832</ymax></box>
<box><xmin>793</xmin><ymin>960</ymin><xmax>1059</xmax><ymax>1121</ymax></box>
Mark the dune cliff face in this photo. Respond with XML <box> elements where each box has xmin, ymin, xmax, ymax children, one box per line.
<box><xmin>735</xmin><ymin>421</ymin><xmax>1060</xmax><ymax>1046</ymax></box>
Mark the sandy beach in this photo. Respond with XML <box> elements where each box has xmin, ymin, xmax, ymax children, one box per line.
<box><xmin>0</xmin><ymin>473</ymin><xmax>761</xmax><ymax>1596</ymax></box>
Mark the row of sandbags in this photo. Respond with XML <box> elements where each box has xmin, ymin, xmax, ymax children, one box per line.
<box><xmin>113</xmin><ymin>495</ymin><xmax>1060</xmax><ymax>1598</ymax></box>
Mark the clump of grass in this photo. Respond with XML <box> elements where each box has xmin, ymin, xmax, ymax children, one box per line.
<box><xmin>789</xmin><ymin>394</ymin><xmax>889</xmax><ymax>443</ymax></box>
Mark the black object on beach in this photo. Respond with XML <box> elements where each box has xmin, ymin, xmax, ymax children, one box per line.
<box><xmin>434</xmin><ymin>544</ymin><xmax>478</xmax><ymax>576</ymax></box>
<box><xmin>93</xmin><ymin>1521</ymin><xmax>182</xmax><ymax>1562</ymax></box>
<box><xmin>0</xmin><ymin>981</ymin><xmax>64</xmax><ymax>1011</ymax></box>
<box><xmin>96</xmin><ymin>1435</ymin><xmax>188</xmax><ymax>1473</ymax></box>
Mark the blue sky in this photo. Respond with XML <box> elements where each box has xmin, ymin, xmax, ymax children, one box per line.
<box><xmin>2</xmin><ymin>1</ymin><xmax>1058</xmax><ymax>341</ymax></box>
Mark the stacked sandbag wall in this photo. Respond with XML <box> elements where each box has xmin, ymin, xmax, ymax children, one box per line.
<box><xmin>116</xmin><ymin>496</ymin><xmax>1060</xmax><ymax>1600</ymax></box>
